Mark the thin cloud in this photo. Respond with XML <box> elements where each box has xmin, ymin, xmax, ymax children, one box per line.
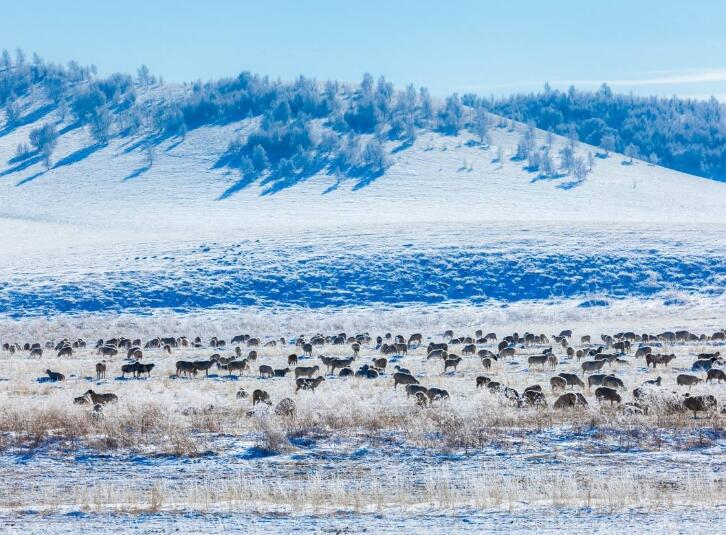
<box><xmin>464</xmin><ymin>68</ymin><xmax>726</xmax><ymax>91</ymax></box>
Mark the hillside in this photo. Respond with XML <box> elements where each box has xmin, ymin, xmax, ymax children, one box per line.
<box><xmin>2</xmin><ymin>59</ymin><xmax>726</xmax><ymax>317</ymax></box>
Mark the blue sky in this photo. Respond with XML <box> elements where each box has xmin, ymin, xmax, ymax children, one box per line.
<box><xmin>2</xmin><ymin>0</ymin><xmax>725</xmax><ymax>99</ymax></box>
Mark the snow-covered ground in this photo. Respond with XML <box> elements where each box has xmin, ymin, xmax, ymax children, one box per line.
<box><xmin>2</xmin><ymin>92</ymin><xmax>726</xmax><ymax>533</ymax></box>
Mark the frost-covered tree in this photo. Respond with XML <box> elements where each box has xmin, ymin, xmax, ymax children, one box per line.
<box><xmin>624</xmin><ymin>143</ymin><xmax>638</xmax><ymax>163</ymax></box>
<box><xmin>88</xmin><ymin>107</ymin><xmax>111</xmax><ymax>144</ymax></box>
<box><xmin>601</xmin><ymin>133</ymin><xmax>616</xmax><ymax>156</ymax></box>
<box><xmin>252</xmin><ymin>144</ymin><xmax>270</xmax><ymax>172</ymax></box>
<box><xmin>4</xmin><ymin>97</ymin><xmax>21</xmax><ymax>127</ymax></box>
<box><xmin>471</xmin><ymin>104</ymin><xmax>489</xmax><ymax>144</ymax></box>
<box><xmin>29</xmin><ymin>123</ymin><xmax>58</xmax><ymax>168</ymax></box>
<box><xmin>559</xmin><ymin>144</ymin><xmax>574</xmax><ymax>173</ymax></box>
<box><xmin>0</xmin><ymin>49</ymin><xmax>11</xmax><ymax>71</ymax></box>
<box><xmin>439</xmin><ymin>93</ymin><xmax>464</xmax><ymax>135</ymax></box>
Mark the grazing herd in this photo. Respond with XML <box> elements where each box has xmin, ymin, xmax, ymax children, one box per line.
<box><xmin>1</xmin><ymin>327</ymin><xmax>724</xmax><ymax>420</ymax></box>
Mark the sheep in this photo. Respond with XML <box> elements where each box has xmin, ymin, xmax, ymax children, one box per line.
<box><xmin>29</xmin><ymin>347</ymin><xmax>43</xmax><ymax>358</ymax></box>
<box><xmin>558</xmin><ymin>373</ymin><xmax>585</xmax><ymax>389</ymax></box>
<box><xmin>295</xmin><ymin>365</ymin><xmax>319</xmax><ymax>379</ymax></box>
<box><xmin>682</xmin><ymin>394</ymin><xmax>717</xmax><ymax>418</ymax></box>
<box><xmin>427</xmin><ymin>349</ymin><xmax>448</xmax><ymax>360</ymax></box>
<box><xmin>259</xmin><ymin>365</ymin><xmax>274</xmax><ymax>378</ymax></box>
<box><xmin>339</xmin><ymin>367</ymin><xmax>354</xmax><ymax>377</ymax></box>
<box><xmin>677</xmin><ymin>374</ymin><xmax>702</xmax><ymax>387</ymax></box>
<box><xmin>499</xmin><ymin>347</ymin><xmax>515</xmax><ymax>359</ymax></box>
<box><xmin>643</xmin><ymin>376</ymin><xmax>662</xmax><ymax>387</ymax></box>
<box><xmin>121</xmin><ymin>362</ymin><xmax>139</xmax><ymax>378</ymax></box>
<box><xmin>227</xmin><ymin>359</ymin><xmax>250</xmax><ymax>376</ymax></box>
<box><xmin>372</xmin><ymin>357</ymin><xmax>388</xmax><ymax>370</ymax></box>
<box><xmin>252</xmin><ymin>389</ymin><xmax>271</xmax><ymax>405</ymax></box>
<box><xmin>706</xmin><ymin>368</ymin><xmax>726</xmax><ymax>383</ymax></box>
<box><xmin>527</xmin><ymin>355</ymin><xmax>548</xmax><ymax>369</ymax></box>
<box><xmin>406</xmin><ymin>384</ymin><xmax>428</xmax><ymax>398</ymax></box>
<box><xmin>394</xmin><ymin>365</ymin><xmax>411</xmax><ymax>375</ymax></box>
<box><xmin>74</xmin><ymin>395</ymin><xmax>90</xmax><ymax>405</ymax></box>
<box><xmin>95</xmin><ymin>362</ymin><xmax>107</xmax><ymax>380</ymax></box>
<box><xmin>287</xmin><ymin>353</ymin><xmax>299</xmax><ymax>366</ymax></box>
<box><xmin>581</xmin><ymin>360</ymin><xmax>606</xmax><ymax>374</ymax></box>
<box><xmin>192</xmin><ymin>360</ymin><xmax>215</xmax><ymax>377</ymax></box>
<box><xmin>274</xmin><ymin>368</ymin><xmax>291</xmax><ymax>377</ymax></box>
<box><xmin>587</xmin><ymin>373</ymin><xmax>610</xmax><ymax>389</ymax></box>
<box><xmin>461</xmin><ymin>343</ymin><xmax>477</xmax><ymax>356</ymax></box>
<box><xmin>393</xmin><ymin>372</ymin><xmax>419</xmax><ymax>389</ymax></box>
<box><xmin>444</xmin><ymin>357</ymin><xmax>462</xmax><ymax>372</ymax></box>
<box><xmin>481</xmin><ymin>357</ymin><xmax>494</xmax><ymax>370</ymax></box>
<box><xmin>595</xmin><ymin>386</ymin><xmax>622</xmax><ymax>404</ymax></box>
<box><xmin>426</xmin><ymin>387</ymin><xmax>449</xmax><ymax>402</ymax></box>
<box><xmin>176</xmin><ymin>361</ymin><xmax>198</xmax><ymax>377</ymax></box>
<box><xmin>521</xmin><ymin>389</ymin><xmax>547</xmax><ymax>407</ymax></box>
<box><xmin>476</xmin><ymin>375</ymin><xmax>491</xmax><ymax>388</ymax></box>
<box><xmin>329</xmin><ymin>357</ymin><xmax>354</xmax><ymax>375</ymax></box>
<box><xmin>236</xmin><ymin>388</ymin><xmax>249</xmax><ymax>399</ymax></box>
<box><xmin>84</xmin><ymin>390</ymin><xmax>118</xmax><ymax>405</ymax></box>
<box><xmin>296</xmin><ymin>376</ymin><xmax>325</xmax><ymax>393</ymax></box>
<box><xmin>45</xmin><ymin>369</ymin><xmax>65</xmax><ymax>382</ymax></box>
<box><xmin>57</xmin><ymin>346</ymin><xmax>73</xmax><ymax>358</ymax></box>
<box><xmin>602</xmin><ymin>375</ymin><xmax>625</xmax><ymax>390</ymax></box>
<box><xmin>553</xmin><ymin>392</ymin><xmax>588</xmax><ymax>409</ymax></box>
<box><xmin>136</xmin><ymin>363</ymin><xmax>154</xmax><ymax>377</ymax></box>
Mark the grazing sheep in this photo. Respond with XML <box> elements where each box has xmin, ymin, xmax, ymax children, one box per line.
<box><xmin>547</xmin><ymin>355</ymin><xmax>559</xmax><ymax>369</ymax></box>
<box><xmin>394</xmin><ymin>365</ymin><xmax>412</xmax><ymax>375</ymax></box>
<box><xmin>521</xmin><ymin>389</ymin><xmax>547</xmax><ymax>407</ymax></box>
<box><xmin>581</xmin><ymin>360</ymin><xmax>606</xmax><ymax>374</ymax></box>
<box><xmin>406</xmin><ymin>384</ymin><xmax>428</xmax><ymax>398</ymax></box>
<box><xmin>95</xmin><ymin>362</ymin><xmax>107</xmax><ymax>380</ymax></box>
<box><xmin>287</xmin><ymin>353</ymin><xmax>298</xmax><ymax>366</ymax></box>
<box><xmin>227</xmin><ymin>359</ymin><xmax>250</xmax><ymax>376</ymax></box>
<box><xmin>275</xmin><ymin>398</ymin><xmax>296</xmax><ymax>417</ymax></box>
<box><xmin>595</xmin><ymin>386</ymin><xmax>622</xmax><ymax>404</ymax></box>
<box><xmin>372</xmin><ymin>357</ymin><xmax>388</xmax><ymax>370</ymax></box>
<box><xmin>252</xmin><ymin>389</ymin><xmax>271</xmax><ymax>405</ymax></box>
<box><xmin>338</xmin><ymin>367</ymin><xmax>354</xmax><ymax>377</ymax></box>
<box><xmin>29</xmin><ymin>347</ymin><xmax>43</xmax><ymax>358</ymax></box>
<box><xmin>558</xmin><ymin>373</ymin><xmax>585</xmax><ymax>389</ymax></box>
<box><xmin>444</xmin><ymin>357</ymin><xmax>462</xmax><ymax>372</ymax></box>
<box><xmin>84</xmin><ymin>390</ymin><xmax>118</xmax><ymax>405</ymax></box>
<box><xmin>682</xmin><ymin>394</ymin><xmax>717</xmax><ymax>418</ymax></box>
<box><xmin>587</xmin><ymin>373</ymin><xmax>610</xmax><ymax>389</ymax></box>
<box><xmin>273</xmin><ymin>368</ymin><xmax>291</xmax><ymax>377</ymax></box>
<box><xmin>193</xmin><ymin>360</ymin><xmax>216</xmax><ymax>377</ymax></box>
<box><xmin>706</xmin><ymin>368</ymin><xmax>726</xmax><ymax>383</ymax></box>
<box><xmin>677</xmin><ymin>374</ymin><xmax>702</xmax><ymax>387</ymax></box>
<box><xmin>643</xmin><ymin>376</ymin><xmax>662</xmax><ymax>387</ymax></box>
<box><xmin>602</xmin><ymin>375</ymin><xmax>625</xmax><ymax>390</ymax></box>
<box><xmin>499</xmin><ymin>347</ymin><xmax>515</xmax><ymax>359</ymax></box>
<box><xmin>550</xmin><ymin>376</ymin><xmax>567</xmax><ymax>392</ymax></box>
<box><xmin>414</xmin><ymin>391</ymin><xmax>428</xmax><ymax>407</ymax></box>
<box><xmin>426</xmin><ymin>387</ymin><xmax>449</xmax><ymax>402</ymax></box>
<box><xmin>302</xmin><ymin>343</ymin><xmax>313</xmax><ymax>357</ymax></box>
<box><xmin>45</xmin><ymin>369</ymin><xmax>65</xmax><ymax>382</ymax></box>
<box><xmin>121</xmin><ymin>362</ymin><xmax>139</xmax><ymax>378</ymax></box>
<box><xmin>247</xmin><ymin>350</ymin><xmax>258</xmax><ymax>361</ymax></box>
<box><xmin>136</xmin><ymin>363</ymin><xmax>154</xmax><ymax>377</ymax></box>
<box><xmin>57</xmin><ymin>346</ymin><xmax>73</xmax><ymax>358</ymax></box>
<box><xmin>553</xmin><ymin>392</ymin><xmax>588</xmax><ymax>409</ymax></box>
<box><xmin>427</xmin><ymin>349</ymin><xmax>448</xmax><ymax>360</ymax></box>
<box><xmin>393</xmin><ymin>372</ymin><xmax>419</xmax><ymax>389</ymax></box>
<box><xmin>176</xmin><ymin>361</ymin><xmax>198</xmax><ymax>377</ymax></box>
<box><xmin>74</xmin><ymin>395</ymin><xmax>90</xmax><ymax>405</ymax></box>
<box><xmin>296</xmin><ymin>376</ymin><xmax>325</xmax><ymax>393</ymax></box>
<box><xmin>295</xmin><ymin>365</ymin><xmax>320</xmax><ymax>379</ymax></box>
<box><xmin>330</xmin><ymin>357</ymin><xmax>354</xmax><ymax>374</ymax></box>
<box><xmin>527</xmin><ymin>355</ymin><xmax>548</xmax><ymax>369</ymax></box>
<box><xmin>476</xmin><ymin>375</ymin><xmax>492</xmax><ymax>388</ymax></box>
<box><xmin>259</xmin><ymin>365</ymin><xmax>274</xmax><ymax>378</ymax></box>
<box><xmin>236</xmin><ymin>388</ymin><xmax>249</xmax><ymax>399</ymax></box>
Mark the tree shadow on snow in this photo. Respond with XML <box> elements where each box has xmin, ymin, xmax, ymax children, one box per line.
<box><xmin>123</xmin><ymin>164</ymin><xmax>151</xmax><ymax>182</ymax></box>
<box><xmin>53</xmin><ymin>143</ymin><xmax>105</xmax><ymax>169</ymax></box>
<box><xmin>16</xmin><ymin>170</ymin><xmax>46</xmax><ymax>186</ymax></box>
<box><xmin>0</xmin><ymin>154</ymin><xmax>43</xmax><ymax>177</ymax></box>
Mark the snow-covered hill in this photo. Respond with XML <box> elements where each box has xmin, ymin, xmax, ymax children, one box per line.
<box><xmin>2</xmin><ymin>96</ymin><xmax>726</xmax><ymax>317</ymax></box>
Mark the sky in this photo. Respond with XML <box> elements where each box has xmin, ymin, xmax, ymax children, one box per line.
<box><xmin>2</xmin><ymin>0</ymin><xmax>726</xmax><ymax>99</ymax></box>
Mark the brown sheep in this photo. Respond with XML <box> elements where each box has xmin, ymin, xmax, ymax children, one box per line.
<box><xmin>84</xmin><ymin>390</ymin><xmax>118</xmax><ymax>405</ymax></box>
<box><xmin>227</xmin><ymin>359</ymin><xmax>250</xmax><ymax>376</ymax></box>
<box><xmin>682</xmin><ymin>394</ymin><xmax>717</xmax><ymax>418</ymax></box>
<box><xmin>176</xmin><ymin>361</ymin><xmax>198</xmax><ymax>377</ymax></box>
<box><xmin>677</xmin><ymin>374</ymin><xmax>702</xmax><ymax>387</ymax></box>
<box><xmin>444</xmin><ymin>357</ymin><xmax>462</xmax><ymax>372</ymax></box>
<box><xmin>252</xmin><ymin>389</ymin><xmax>271</xmax><ymax>405</ymax></box>
<box><xmin>95</xmin><ymin>362</ymin><xmax>106</xmax><ymax>380</ymax></box>
<box><xmin>193</xmin><ymin>360</ymin><xmax>215</xmax><ymax>377</ymax></box>
<box><xmin>706</xmin><ymin>368</ymin><xmax>726</xmax><ymax>383</ymax></box>
<box><xmin>259</xmin><ymin>365</ymin><xmax>274</xmax><ymax>378</ymax></box>
<box><xmin>121</xmin><ymin>362</ymin><xmax>139</xmax><ymax>378</ymax></box>
<box><xmin>296</xmin><ymin>376</ymin><xmax>325</xmax><ymax>393</ymax></box>
<box><xmin>295</xmin><ymin>365</ymin><xmax>319</xmax><ymax>379</ymax></box>
<box><xmin>595</xmin><ymin>386</ymin><xmax>622</xmax><ymax>404</ymax></box>
<box><xmin>476</xmin><ymin>375</ymin><xmax>491</xmax><ymax>388</ymax></box>
<box><xmin>426</xmin><ymin>387</ymin><xmax>449</xmax><ymax>402</ymax></box>
<box><xmin>553</xmin><ymin>392</ymin><xmax>588</xmax><ymax>409</ymax></box>
<box><xmin>527</xmin><ymin>355</ymin><xmax>548</xmax><ymax>369</ymax></box>
<box><xmin>581</xmin><ymin>360</ymin><xmax>606</xmax><ymax>374</ymax></box>
<box><xmin>558</xmin><ymin>373</ymin><xmax>585</xmax><ymax>389</ymax></box>
<box><xmin>372</xmin><ymin>357</ymin><xmax>388</xmax><ymax>370</ymax></box>
<box><xmin>481</xmin><ymin>357</ymin><xmax>493</xmax><ymax>370</ymax></box>
<box><xmin>287</xmin><ymin>353</ymin><xmax>299</xmax><ymax>366</ymax></box>
<box><xmin>405</xmin><ymin>384</ymin><xmax>428</xmax><ymax>398</ymax></box>
<box><xmin>330</xmin><ymin>357</ymin><xmax>354</xmax><ymax>374</ymax></box>
<box><xmin>45</xmin><ymin>369</ymin><xmax>65</xmax><ymax>382</ymax></box>
<box><xmin>393</xmin><ymin>372</ymin><xmax>418</xmax><ymax>389</ymax></box>
<box><xmin>462</xmin><ymin>344</ymin><xmax>477</xmax><ymax>356</ymax></box>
